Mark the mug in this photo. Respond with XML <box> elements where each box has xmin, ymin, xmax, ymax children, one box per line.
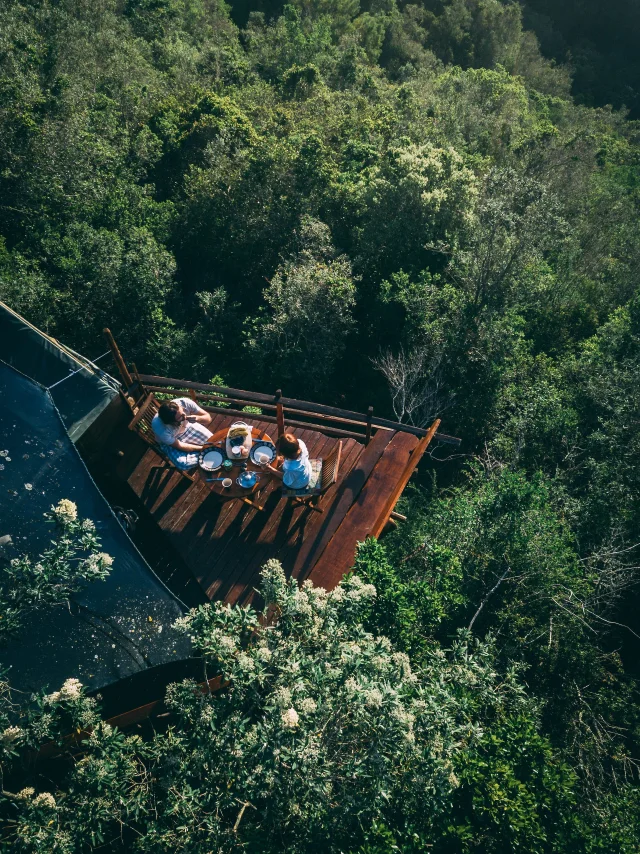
<box><xmin>222</xmin><ymin>478</ymin><xmax>232</xmax><ymax>488</ymax></box>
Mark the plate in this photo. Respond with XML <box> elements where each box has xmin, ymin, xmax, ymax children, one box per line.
<box><xmin>237</xmin><ymin>471</ymin><xmax>258</xmax><ymax>489</ymax></box>
<box><xmin>250</xmin><ymin>443</ymin><xmax>276</xmax><ymax>465</ymax></box>
<box><xmin>200</xmin><ymin>449</ymin><xmax>224</xmax><ymax>471</ymax></box>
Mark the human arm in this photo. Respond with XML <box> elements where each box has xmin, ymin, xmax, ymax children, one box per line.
<box><xmin>266</xmin><ymin>455</ymin><xmax>284</xmax><ymax>478</ymax></box>
<box><xmin>171</xmin><ymin>438</ymin><xmax>205</xmax><ymax>452</ymax></box>
<box><xmin>181</xmin><ymin>398</ymin><xmax>212</xmax><ymax>426</ymax></box>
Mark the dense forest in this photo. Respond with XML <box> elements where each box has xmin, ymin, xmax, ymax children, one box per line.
<box><xmin>2</xmin><ymin>0</ymin><xmax>640</xmax><ymax>850</ymax></box>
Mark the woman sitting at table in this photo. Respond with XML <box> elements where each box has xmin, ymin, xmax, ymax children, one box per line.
<box><xmin>151</xmin><ymin>398</ymin><xmax>212</xmax><ymax>470</ymax></box>
<box><xmin>267</xmin><ymin>432</ymin><xmax>311</xmax><ymax>489</ymax></box>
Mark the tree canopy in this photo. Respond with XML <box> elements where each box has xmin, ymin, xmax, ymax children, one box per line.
<box><xmin>1</xmin><ymin>0</ymin><xmax>640</xmax><ymax>849</ymax></box>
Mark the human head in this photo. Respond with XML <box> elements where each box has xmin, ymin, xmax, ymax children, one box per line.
<box><xmin>158</xmin><ymin>400</ymin><xmax>184</xmax><ymax>425</ymax></box>
<box><xmin>278</xmin><ymin>432</ymin><xmax>300</xmax><ymax>459</ymax></box>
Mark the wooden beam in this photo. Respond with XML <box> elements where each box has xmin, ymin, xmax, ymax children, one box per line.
<box><xmin>433</xmin><ymin>432</ymin><xmax>461</xmax><ymax>447</ymax></box>
<box><xmin>370</xmin><ymin>418</ymin><xmax>440</xmax><ymax>539</ymax></box>
<box><xmin>137</xmin><ymin>374</ymin><xmax>462</xmax><ymax>445</ymax></box>
<box><xmin>138</xmin><ymin>374</ymin><xmax>430</xmax><ymax>438</ymax></box>
<box><xmin>276</xmin><ymin>389</ymin><xmax>285</xmax><ymax>437</ymax></box>
<box><xmin>365</xmin><ymin>406</ymin><xmax>373</xmax><ymax>445</ymax></box>
<box><xmin>103</xmin><ymin>327</ymin><xmax>133</xmax><ymax>388</ymax></box>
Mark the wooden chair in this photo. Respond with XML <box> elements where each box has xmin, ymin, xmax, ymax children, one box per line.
<box><xmin>127</xmin><ymin>393</ymin><xmax>197</xmax><ymax>483</ymax></box>
<box><xmin>281</xmin><ymin>441</ymin><xmax>342</xmax><ymax>513</ymax></box>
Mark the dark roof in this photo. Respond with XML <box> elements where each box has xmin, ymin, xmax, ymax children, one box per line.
<box><xmin>0</xmin><ymin>358</ymin><xmax>191</xmax><ymax>696</ymax></box>
<box><xmin>0</xmin><ymin>301</ymin><xmax>117</xmax><ymax>441</ymax></box>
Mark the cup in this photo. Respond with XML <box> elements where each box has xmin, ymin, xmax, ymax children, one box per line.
<box><xmin>231</xmin><ymin>446</ymin><xmax>241</xmax><ymax>456</ymax></box>
<box><xmin>221</xmin><ymin>478</ymin><xmax>232</xmax><ymax>488</ymax></box>
<box><xmin>257</xmin><ymin>452</ymin><xmax>269</xmax><ymax>465</ymax></box>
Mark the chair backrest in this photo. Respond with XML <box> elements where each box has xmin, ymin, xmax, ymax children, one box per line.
<box><xmin>128</xmin><ymin>393</ymin><xmax>159</xmax><ymax>446</ymax></box>
<box><xmin>320</xmin><ymin>440</ymin><xmax>342</xmax><ymax>493</ymax></box>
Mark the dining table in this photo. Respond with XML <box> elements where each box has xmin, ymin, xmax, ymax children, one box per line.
<box><xmin>198</xmin><ymin>426</ymin><xmax>278</xmax><ymax>511</ymax></box>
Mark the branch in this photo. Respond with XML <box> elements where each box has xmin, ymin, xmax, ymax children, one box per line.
<box><xmin>468</xmin><ymin>566</ymin><xmax>511</xmax><ymax>631</ymax></box>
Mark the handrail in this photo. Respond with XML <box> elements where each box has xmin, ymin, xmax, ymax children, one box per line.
<box><xmin>136</xmin><ymin>373</ymin><xmax>461</xmax><ymax>445</ymax></box>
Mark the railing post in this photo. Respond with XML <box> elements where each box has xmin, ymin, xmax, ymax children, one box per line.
<box><xmin>103</xmin><ymin>328</ymin><xmax>133</xmax><ymax>389</ymax></box>
<box><xmin>365</xmin><ymin>406</ymin><xmax>374</xmax><ymax>446</ymax></box>
<box><xmin>275</xmin><ymin>389</ymin><xmax>285</xmax><ymax>436</ymax></box>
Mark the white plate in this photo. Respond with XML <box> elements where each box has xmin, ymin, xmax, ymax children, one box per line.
<box><xmin>200</xmin><ymin>449</ymin><xmax>224</xmax><ymax>471</ymax></box>
<box><xmin>250</xmin><ymin>444</ymin><xmax>275</xmax><ymax>465</ymax></box>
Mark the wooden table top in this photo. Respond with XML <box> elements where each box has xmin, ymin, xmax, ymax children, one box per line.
<box><xmin>199</xmin><ymin>426</ymin><xmax>277</xmax><ymax>499</ymax></box>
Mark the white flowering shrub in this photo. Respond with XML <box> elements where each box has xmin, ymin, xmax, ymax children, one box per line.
<box><xmin>0</xmin><ymin>501</ymin><xmax>113</xmax><ymax>641</ymax></box>
<box><xmin>2</xmin><ymin>562</ymin><xmax>565</xmax><ymax>853</ymax></box>
<box><xmin>139</xmin><ymin>562</ymin><xmax>518</xmax><ymax>851</ymax></box>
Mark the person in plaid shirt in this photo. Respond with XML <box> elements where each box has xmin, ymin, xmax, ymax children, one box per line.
<box><xmin>151</xmin><ymin>397</ymin><xmax>213</xmax><ymax>470</ymax></box>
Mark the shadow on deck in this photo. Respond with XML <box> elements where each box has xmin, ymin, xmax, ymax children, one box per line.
<box><xmin>80</xmin><ymin>400</ymin><xmax>427</xmax><ymax>606</ymax></box>
<box><xmin>127</xmin><ymin>412</ymin><xmax>421</xmax><ymax>604</ymax></box>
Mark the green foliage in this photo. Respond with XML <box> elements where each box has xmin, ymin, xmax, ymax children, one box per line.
<box><xmin>0</xmin><ymin>500</ymin><xmax>112</xmax><ymax>643</ymax></box>
<box><xmin>2</xmin><ymin>0</ymin><xmax>640</xmax><ymax>847</ymax></box>
<box><xmin>2</xmin><ymin>564</ymin><xmax>603</xmax><ymax>853</ymax></box>
<box><xmin>246</xmin><ymin>217</ymin><xmax>357</xmax><ymax>393</ymax></box>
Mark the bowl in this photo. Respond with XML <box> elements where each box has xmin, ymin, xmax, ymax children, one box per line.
<box><xmin>237</xmin><ymin>471</ymin><xmax>258</xmax><ymax>489</ymax></box>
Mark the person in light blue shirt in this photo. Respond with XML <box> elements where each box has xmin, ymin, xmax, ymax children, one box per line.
<box><xmin>267</xmin><ymin>432</ymin><xmax>311</xmax><ymax>489</ymax></box>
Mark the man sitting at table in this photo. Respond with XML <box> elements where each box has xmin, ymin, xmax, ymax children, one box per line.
<box><xmin>267</xmin><ymin>432</ymin><xmax>312</xmax><ymax>489</ymax></box>
<box><xmin>151</xmin><ymin>398</ymin><xmax>212</xmax><ymax>470</ymax></box>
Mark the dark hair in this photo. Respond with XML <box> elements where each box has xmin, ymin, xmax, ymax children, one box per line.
<box><xmin>278</xmin><ymin>432</ymin><xmax>300</xmax><ymax>459</ymax></box>
<box><xmin>158</xmin><ymin>400</ymin><xmax>181</xmax><ymax>425</ymax></box>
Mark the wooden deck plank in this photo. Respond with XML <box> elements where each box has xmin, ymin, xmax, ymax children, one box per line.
<box><xmin>123</xmin><ymin>409</ymin><xmax>421</xmax><ymax>607</ymax></box>
<box><xmin>286</xmin><ymin>429</ymin><xmax>395</xmax><ymax>584</ymax></box>
<box><xmin>308</xmin><ymin>432</ymin><xmax>419</xmax><ymax>591</ymax></box>
<box><xmin>370</xmin><ymin>419</ymin><xmax>440</xmax><ymax>539</ymax></box>
<box><xmin>232</xmin><ymin>437</ymin><xmax>364</xmax><ymax>607</ymax></box>
<box><xmin>216</xmin><ymin>431</ymin><xmax>340</xmax><ymax>604</ymax></box>
<box><xmin>225</xmin><ymin>433</ymin><xmax>345</xmax><ymax>604</ymax></box>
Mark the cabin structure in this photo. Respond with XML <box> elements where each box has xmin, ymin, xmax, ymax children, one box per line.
<box><xmin>75</xmin><ymin>330</ymin><xmax>460</xmax><ymax>610</ymax></box>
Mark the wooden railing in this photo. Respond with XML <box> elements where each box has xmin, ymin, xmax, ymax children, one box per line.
<box><xmin>132</xmin><ymin>373</ymin><xmax>461</xmax><ymax>447</ymax></box>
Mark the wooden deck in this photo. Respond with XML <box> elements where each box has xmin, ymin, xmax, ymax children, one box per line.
<box><xmin>114</xmin><ymin>411</ymin><xmax>420</xmax><ymax>605</ymax></box>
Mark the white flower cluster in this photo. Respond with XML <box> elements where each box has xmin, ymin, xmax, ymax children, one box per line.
<box><xmin>256</xmin><ymin>645</ymin><xmax>272</xmax><ymax>662</ymax></box>
<box><xmin>15</xmin><ymin>789</ymin><xmax>56</xmax><ymax>809</ymax></box>
<box><xmin>1</xmin><ymin>725</ymin><xmax>24</xmax><ymax>746</ymax></box>
<box><xmin>237</xmin><ymin>652</ymin><xmax>255</xmax><ymax>671</ymax></box>
<box><xmin>33</xmin><ymin>792</ymin><xmax>56</xmax><ymax>809</ymax></box>
<box><xmin>273</xmin><ymin>686</ymin><xmax>292</xmax><ymax>708</ymax></box>
<box><xmin>364</xmin><ymin>688</ymin><xmax>383</xmax><ymax>710</ymax></box>
<box><xmin>218</xmin><ymin>635</ymin><xmax>237</xmax><ymax>654</ymax></box>
<box><xmin>281</xmin><ymin>707</ymin><xmax>299</xmax><ymax>729</ymax></box>
<box><xmin>85</xmin><ymin>552</ymin><xmax>113</xmax><ymax>572</ymax></box>
<box><xmin>17</xmin><ymin>787</ymin><xmax>35</xmax><ymax>800</ymax></box>
<box><xmin>46</xmin><ymin>677</ymin><xmax>83</xmax><ymax>704</ymax></box>
<box><xmin>172</xmin><ymin>614</ymin><xmax>191</xmax><ymax>632</ymax></box>
<box><xmin>52</xmin><ymin>499</ymin><xmax>77</xmax><ymax>523</ymax></box>
<box><xmin>60</xmin><ymin>677</ymin><xmax>83</xmax><ymax>700</ymax></box>
<box><xmin>298</xmin><ymin>697</ymin><xmax>317</xmax><ymax>715</ymax></box>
